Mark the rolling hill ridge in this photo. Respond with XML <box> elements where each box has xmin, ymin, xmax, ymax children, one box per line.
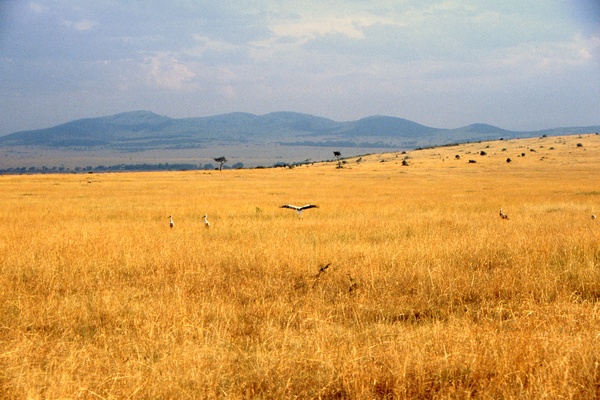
<box><xmin>3</xmin><ymin>110</ymin><xmax>599</xmax><ymax>151</ymax></box>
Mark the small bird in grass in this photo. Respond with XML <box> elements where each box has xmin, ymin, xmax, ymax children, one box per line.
<box><xmin>593</xmin><ymin>214</ymin><xmax>597</xmax><ymax>220</ymax></box>
<box><xmin>315</xmin><ymin>263</ymin><xmax>330</xmax><ymax>278</ymax></box>
<box><xmin>203</xmin><ymin>214</ymin><xmax>210</xmax><ymax>228</ymax></box>
<box><xmin>348</xmin><ymin>274</ymin><xmax>359</xmax><ymax>293</ymax></box>
<box><xmin>499</xmin><ymin>208</ymin><xmax>509</xmax><ymax>220</ymax></box>
<box><xmin>281</xmin><ymin>204</ymin><xmax>319</xmax><ymax>215</ymax></box>
<box><xmin>169</xmin><ymin>215</ymin><xmax>174</xmax><ymax>228</ymax></box>
<box><xmin>312</xmin><ymin>263</ymin><xmax>331</xmax><ymax>287</ymax></box>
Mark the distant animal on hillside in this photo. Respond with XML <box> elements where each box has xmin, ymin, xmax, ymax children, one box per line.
<box><xmin>281</xmin><ymin>204</ymin><xmax>319</xmax><ymax>215</ymax></box>
<box><xmin>499</xmin><ymin>208</ymin><xmax>509</xmax><ymax>220</ymax></box>
<box><xmin>203</xmin><ymin>214</ymin><xmax>210</xmax><ymax>228</ymax></box>
<box><xmin>169</xmin><ymin>215</ymin><xmax>174</xmax><ymax>228</ymax></box>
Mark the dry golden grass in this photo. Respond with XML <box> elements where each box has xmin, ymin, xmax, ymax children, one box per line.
<box><xmin>1</xmin><ymin>133</ymin><xmax>599</xmax><ymax>399</ymax></box>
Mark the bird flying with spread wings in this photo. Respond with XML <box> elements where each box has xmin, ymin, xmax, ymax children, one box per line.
<box><xmin>280</xmin><ymin>204</ymin><xmax>319</xmax><ymax>215</ymax></box>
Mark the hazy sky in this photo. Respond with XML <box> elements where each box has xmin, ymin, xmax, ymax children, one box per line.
<box><xmin>1</xmin><ymin>1</ymin><xmax>599</xmax><ymax>135</ymax></box>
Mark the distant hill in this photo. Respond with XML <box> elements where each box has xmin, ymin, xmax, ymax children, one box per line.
<box><xmin>0</xmin><ymin>111</ymin><xmax>598</xmax><ymax>170</ymax></box>
<box><xmin>3</xmin><ymin>110</ymin><xmax>599</xmax><ymax>151</ymax></box>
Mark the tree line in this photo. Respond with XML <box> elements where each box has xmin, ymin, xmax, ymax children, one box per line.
<box><xmin>0</xmin><ymin>161</ymin><xmax>245</xmax><ymax>174</ymax></box>
<box><xmin>0</xmin><ymin>152</ymin><xmax>350</xmax><ymax>175</ymax></box>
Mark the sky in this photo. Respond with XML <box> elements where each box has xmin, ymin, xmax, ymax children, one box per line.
<box><xmin>0</xmin><ymin>1</ymin><xmax>599</xmax><ymax>136</ymax></box>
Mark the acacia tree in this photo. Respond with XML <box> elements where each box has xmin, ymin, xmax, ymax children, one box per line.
<box><xmin>333</xmin><ymin>151</ymin><xmax>342</xmax><ymax>168</ymax></box>
<box><xmin>214</xmin><ymin>157</ymin><xmax>228</xmax><ymax>171</ymax></box>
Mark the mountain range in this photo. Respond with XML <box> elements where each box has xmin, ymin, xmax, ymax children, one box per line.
<box><xmin>1</xmin><ymin>111</ymin><xmax>599</xmax><ymax>170</ymax></box>
<box><xmin>3</xmin><ymin>110</ymin><xmax>599</xmax><ymax>151</ymax></box>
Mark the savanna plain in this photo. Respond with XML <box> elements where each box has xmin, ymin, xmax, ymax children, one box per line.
<box><xmin>1</xmin><ymin>134</ymin><xmax>600</xmax><ymax>399</ymax></box>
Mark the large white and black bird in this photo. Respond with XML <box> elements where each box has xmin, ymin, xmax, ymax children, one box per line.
<box><xmin>169</xmin><ymin>215</ymin><xmax>174</xmax><ymax>228</ymax></box>
<box><xmin>499</xmin><ymin>208</ymin><xmax>509</xmax><ymax>220</ymax></box>
<box><xmin>203</xmin><ymin>214</ymin><xmax>210</xmax><ymax>228</ymax></box>
<box><xmin>280</xmin><ymin>204</ymin><xmax>319</xmax><ymax>215</ymax></box>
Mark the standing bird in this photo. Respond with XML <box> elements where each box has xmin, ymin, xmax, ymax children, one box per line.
<box><xmin>348</xmin><ymin>273</ymin><xmax>359</xmax><ymax>293</ymax></box>
<box><xmin>592</xmin><ymin>214</ymin><xmax>597</xmax><ymax>220</ymax></box>
<box><xmin>203</xmin><ymin>214</ymin><xmax>210</xmax><ymax>228</ymax></box>
<box><xmin>169</xmin><ymin>215</ymin><xmax>174</xmax><ymax>228</ymax></box>
<box><xmin>499</xmin><ymin>208</ymin><xmax>509</xmax><ymax>220</ymax></box>
<box><xmin>280</xmin><ymin>204</ymin><xmax>319</xmax><ymax>215</ymax></box>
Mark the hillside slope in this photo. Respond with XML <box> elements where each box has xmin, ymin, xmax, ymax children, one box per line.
<box><xmin>3</xmin><ymin>110</ymin><xmax>598</xmax><ymax>151</ymax></box>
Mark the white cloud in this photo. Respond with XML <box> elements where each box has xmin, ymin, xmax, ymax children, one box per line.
<box><xmin>268</xmin><ymin>15</ymin><xmax>384</xmax><ymax>42</ymax></box>
<box><xmin>117</xmin><ymin>35</ymin><xmax>166</xmax><ymax>45</ymax></box>
<box><xmin>496</xmin><ymin>34</ymin><xmax>600</xmax><ymax>75</ymax></box>
<box><xmin>28</xmin><ymin>2</ymin><xmax>48</xmax><ymax>14</ymax></box>
<box><xmin>63</xmin><ymin>19</ymin><xmax>98</xmax><ymax>31</ymax></box>
<box><xmin>188</xmin><ymin>35</ymin><xmax>238</xmax><ymax>56</ymax></box>
<box><xmin>145</xmin><ymin>53</ymin><xmax>196</xmax><ymax>91</ymax></box>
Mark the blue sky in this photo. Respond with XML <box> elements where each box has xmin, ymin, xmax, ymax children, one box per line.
<box><xmin>1</xmin><ymin>1</ymin><xmax>599</xmax><ymax>135</ymax></box>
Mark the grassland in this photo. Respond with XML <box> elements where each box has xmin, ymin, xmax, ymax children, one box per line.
<box><xmin>1</xmin><ymin>133</ymin><xmax>599</xmax><ymax>399</ymax></box>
